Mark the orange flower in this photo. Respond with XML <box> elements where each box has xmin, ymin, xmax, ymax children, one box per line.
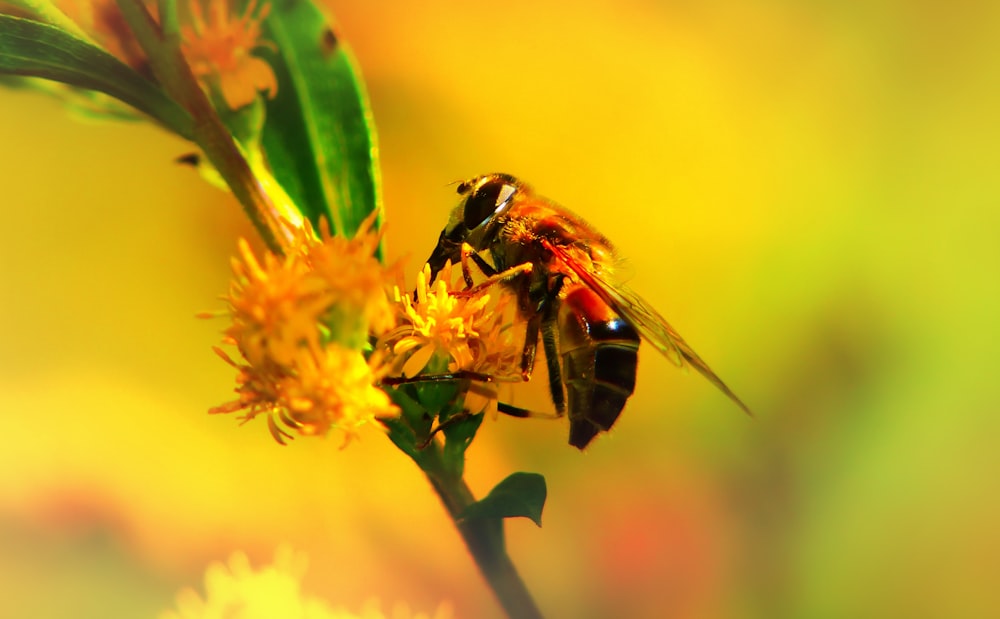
<box><xmin>378</xmin><ymin>263</ymin><xmax>522</xmax><ymax>414</ymax></box>
<box><xmin>210</xmin><ymin>213</ymin><xmax>397</xmax><ymax>444</ymax></box>
<box><xmin>181</xmin><ymin>0</ymin><xmax>277</xmax><ymax>109</ymax></box>
<box><xmin>210</xmin><ymin>344</ymin><xmax>394</xmax><ymax>445</ymax></box>
<box><xmin>47</xmin><ymin>1</ymin><xmax>276</xmax><ymax>109</ymax></box>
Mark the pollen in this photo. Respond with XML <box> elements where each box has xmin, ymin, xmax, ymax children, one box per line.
<box><xmin>181</xmin><ymin>0</ymin><xmax>277</xmax><ymax>109</ymax></box>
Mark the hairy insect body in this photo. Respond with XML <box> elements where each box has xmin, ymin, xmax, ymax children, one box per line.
<box><xmin>424</xmin><ymin>173</ymin><xmax>750</xmax><ymax>449</ymax></box>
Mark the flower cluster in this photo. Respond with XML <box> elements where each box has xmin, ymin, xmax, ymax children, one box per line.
<box><xmin>160</xmin><ymin>547</ymin><xmax>453</xmax><ymax>619</ymax></box>
<box><xmin>211</xmin><ymin>210</ymin><xmax>526</xmax><ymax>443</ymax></box>
<box><xmin>378</xmin><ymin>263</ymin><xmax>523</xmax><ymax>415</ymax></box>
<box><xmin>181</xmin><ymin>0</ymin><xmax>278</xmax><ymax>109</ymax></box>
<box><xmin>209</xmin><ymin>214</ymin><xmax>397</xmax><ymax>445</ymax></box>
<box><xmin>50</xmin><ymin>0</ymin><xmax>276</xmax><ymax>109</ymax></box>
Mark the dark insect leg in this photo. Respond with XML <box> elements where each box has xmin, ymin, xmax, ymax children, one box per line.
<box><xmin>540</xmin><ymin>311</ymin><xmax>566</xmax><ymax>416</ymax></box>
<box><xmin>452</xmin><ymin>263</ymin><xmax>533</xmax><ymax>298</ymax></box>
<box><xmin>459</xmin><ymin>242</ymin><xmax>498</xmax><ymax>287</ymax></box>
<box><xmin>416</xmin><ymin>408</ymin><xmax>475</xmax><ymax>449</ymax></box>
<box><xmin>536</xmin><ymin>273</ymin><xmax>567</xmax><ymax>415</ymax></box>
<box><xmin>497</xmin><ymin>402</ymin><xmax>562</xmax><ymax>420</ymax></box>
<box><xmin>519</xmin><ymin>311</ymin><xmax>543</xmax><ymax>381</ymax></box>
<box><xmin>381</xmin><ymin>370</ymin><xmax>500</xmax><ymax>386</ymax></box>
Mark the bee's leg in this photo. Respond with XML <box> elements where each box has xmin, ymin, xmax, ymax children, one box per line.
<box><xmin>416</xmin><ymin>409</ymin><xmax>475</xmax><ymax>449</ymax></box>
<box><xmin>452</xmin><ymin>262</ymin><xmax>534</xmax><ymax>298</ymax></box>
<box><xmin>519</xmin><ymin>310</ymin><xmax>542</xmax><ymax>381</ymax></box>
<box><xmin>459</xmin><ymin>242</ymin><xmax>496</xmax><ymax>287</ymax></box>
<box><xmin>496</xmin><ymin>402</ymin><xmax>562</xmax><ymax>420</ymax></box>
<box><xmin>382</xmin><ymin>370</ymin><xmax>501</xmax><ymax>386</ymax></box>
<box><xmin>534</xmin><ymin>273</ymin><xmax>567</xmax><ymax>416</ymax></box>
<box><xmin>540</xmin><ymin>310</ymin><xmax>566</xmax><ymax>416</ymax></box>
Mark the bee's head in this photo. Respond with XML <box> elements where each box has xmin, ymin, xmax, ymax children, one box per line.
<box><xmin>425</xmin><ymin>173</ymin><xmax>523</xmax><ymax>281</ymax></box>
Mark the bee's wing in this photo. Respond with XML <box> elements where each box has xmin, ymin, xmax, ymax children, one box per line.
<box><xmin>544</xmin><ymin>240</ymin><xmax>753</xmax><ymax>416</ymax></box>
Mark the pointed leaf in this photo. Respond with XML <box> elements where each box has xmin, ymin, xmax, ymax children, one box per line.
<box><xmin>260</xmin><ymin>0</ymin><xmax>381</xmax><ymax>241</ymax></box>
<box><xmin>383</xmin><ymin>387</ymin><xmax>433</xmax><ymax>460</ymax></box>
<box><xmin>0</xmin><ymin>15</ymin><xmax>192</xmax><ymax>139</ymax></box>
<box><xmin>461</xmin><ymin>473</ymin><xmax>547</xmax><ymax>527</ymax></box>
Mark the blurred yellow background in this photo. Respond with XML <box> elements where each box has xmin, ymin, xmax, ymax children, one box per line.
<box><xmin>2</xmin><ymin>0</ymin><xmax>999</xmax><ymax>617</ymax></box>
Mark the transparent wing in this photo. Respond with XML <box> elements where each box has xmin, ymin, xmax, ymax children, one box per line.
<box><xmin>544</xmin><ymin>239</ymin><xmax>753</xmax><ymax>416</ymax></box>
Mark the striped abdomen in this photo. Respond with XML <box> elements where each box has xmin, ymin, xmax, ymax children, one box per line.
<box><xmin>559</xmin><ymin>285</ymin><xmax>641</xmax><ymax>449</ymax></box>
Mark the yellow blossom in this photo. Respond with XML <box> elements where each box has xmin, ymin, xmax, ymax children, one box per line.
<box><xmin>277</xmin><ymin>344</ymin><xmax>395</xmax><ymax>442</ymax></box>
<box><xmin>210</xmin><ymin>213</ymin><xmax>397</xmax><ymax>444</ymax></box>
<box><xmin>181</xmin><ymin>0</ymin><xmax>277</xmax><ymax>109</ymax></box>
<box><xmin>379</xmin><ymin>262</ymin><xmax>522</xmax><ymax>414</ymax></box>
<box><xmin>298</xmin><ymin>214</ymin><xmax>398</xmax><ymax>343</ymax></box>
<box><xmin>160</xmin><ymin>547</ymin><xmax>453</xmax><ymax>619</ymax></box>
<box><xmin>210</xmin><ymin>344</ymin><xmax>394</xmax><ymax>445</ymax></box>
<box><xmin>224</xmin><ymin>212</ymin><xmax>393</xmax><ymax>365</ymax></box>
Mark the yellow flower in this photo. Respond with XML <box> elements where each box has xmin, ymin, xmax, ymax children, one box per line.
<box><xmin>299</xmin><ymin>214</ymin><xmax>398</xmax><ymax>345</ymax></box>
<box><xmin>277</xmin><ymin>344</ymin><xmax>395</xmax><ymax>443</ymax></box>
<box><xmin>181</xmin><ymin>0</ymin><xmax>277</xmax><ymax>109</ymax></box>
<box><xmin>210</xmin><ymin>344</ymin><xmax>394</xmax><ymax>445</ymax></box>
<box><xmin>224</xmin><ymin>213</ymin><xmax>393</xmax><ymax>365</ymax></box>
<box><xmin>210</xmin><ymin>213</ymin><xmax>397</xmax><ymax>444</ymax></box>
<box><xmin>379</xmin><ymin>263</ymin><xmax>522</xmax><ymax>414</ymax></box>
<box><xmin>160</xmin><ymin>547</ymin><xmax>453</xmax><ymax>619</ymax></box>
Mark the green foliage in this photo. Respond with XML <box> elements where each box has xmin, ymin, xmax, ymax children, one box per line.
<box><xmin>261</xmin><ymin>0</ymin><xmax>382</xmax><ymax>241</ymax></box>
<box><xmin>0</xmin><ymin>2</ymin><xmax>380</xmax><ymax>253</ymax></box>
<box><xmin>383</xmin><ymin>387</ymin><xmax>431</xmax><ymax>461</ymax></box>
<box><xmin>0</xmin><ymin>14</ymin><xmax>192</xmax><ymax>138</ymax></box>
<box><xmin>385</xmin><ymin>380</ymin><xmax>485</xmax><ymax>479</ymax></box>
<box><xmin>462</xmin><ymin>472</ymin><xmax>548</xmax><ymax>527</ymax></box>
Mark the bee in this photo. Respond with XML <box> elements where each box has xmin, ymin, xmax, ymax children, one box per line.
<box><xmin>424</xmin><ymin>173</ymin><xmax>751</xmax><ymax>449</ymax></box>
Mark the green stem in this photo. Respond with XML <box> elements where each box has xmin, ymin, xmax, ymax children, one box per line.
<box><xmin>418</xmin><ymin>444</ymin><xmax>544</xmax><ymax>619</ymax></box>
<box><xmin>114</xmin><ymin>0</ymin><xmax>283</xmax><ymax>253</ymax></box>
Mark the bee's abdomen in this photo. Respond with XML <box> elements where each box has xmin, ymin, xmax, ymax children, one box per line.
<box><xmin>560</xmin><ymin>289</ymin><xmax>641</xmax><ymax>449</ymax></box>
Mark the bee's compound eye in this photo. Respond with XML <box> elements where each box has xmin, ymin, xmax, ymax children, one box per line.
<box><xmin>463</xmin><ymin>179</ymin><xmax>516</xmax><ymax>229</ymax></box>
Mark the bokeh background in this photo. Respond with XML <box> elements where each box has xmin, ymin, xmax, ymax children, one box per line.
<box><xmin>2</xmin><ymin>1</ymin><xmax>999</xmax><ymax>617</ymax></box>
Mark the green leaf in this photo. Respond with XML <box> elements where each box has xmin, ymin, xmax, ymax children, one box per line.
<box><xmin>461</xmin><ymin>473</ymin><xmax>547</xmax><ymax>527</ymax></box>
<box><xmin>441</xmin><ymin>412</ymin><xmax>483</xmax><ymax>478</ymax></box>
<box><xmin>384</xmin><ymin>387</ymin><xmax>431</xmax><ymax>458</ymax></box>
<box><xmin>260</xmin><ymin>0</ymin><xmax>382</xmax><ymax>243</ymax></box>
<box><xmin>379</xmin><ymin>412</ymin><xmax>422</xmax><ymax>462</ymax></box>
<box><xmin>0</xmin><ymin>15</ymin><xmax>193</xmax><ymax>139</ymax></box>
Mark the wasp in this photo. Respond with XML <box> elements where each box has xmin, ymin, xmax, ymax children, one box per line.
<box><xmin>423</xmin><ymin>173</ymin><xmax>751</xmax><ymax>449</ymax></box>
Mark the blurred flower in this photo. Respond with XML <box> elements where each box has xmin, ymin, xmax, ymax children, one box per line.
<box><xmin>160</xmin><ymin>547</ymin><xmax>454</xmax><ymax>619</ymax></box>
<box><xmin>181</xmin><ymin>0</ymin><xmax>277</xmax><ymax>109</ymax></box>
<box><xmin>379</xmin><ymin>263</ymin><xmax>521</xmax><ymax>414</ymax></box>
<box><xmin>54</xmin><ymin>0</ymin><xmax>150</xmax><ymax>73</ymax></box>
<box><xmin>39</xmin><ymin>0</ymin><xmax>276</xmax><ymax>109</ymax></box>
<box><xmin>209</xmin><ymin>213</ymin><xmax>397</xmax><ymax>444</ymax></box>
